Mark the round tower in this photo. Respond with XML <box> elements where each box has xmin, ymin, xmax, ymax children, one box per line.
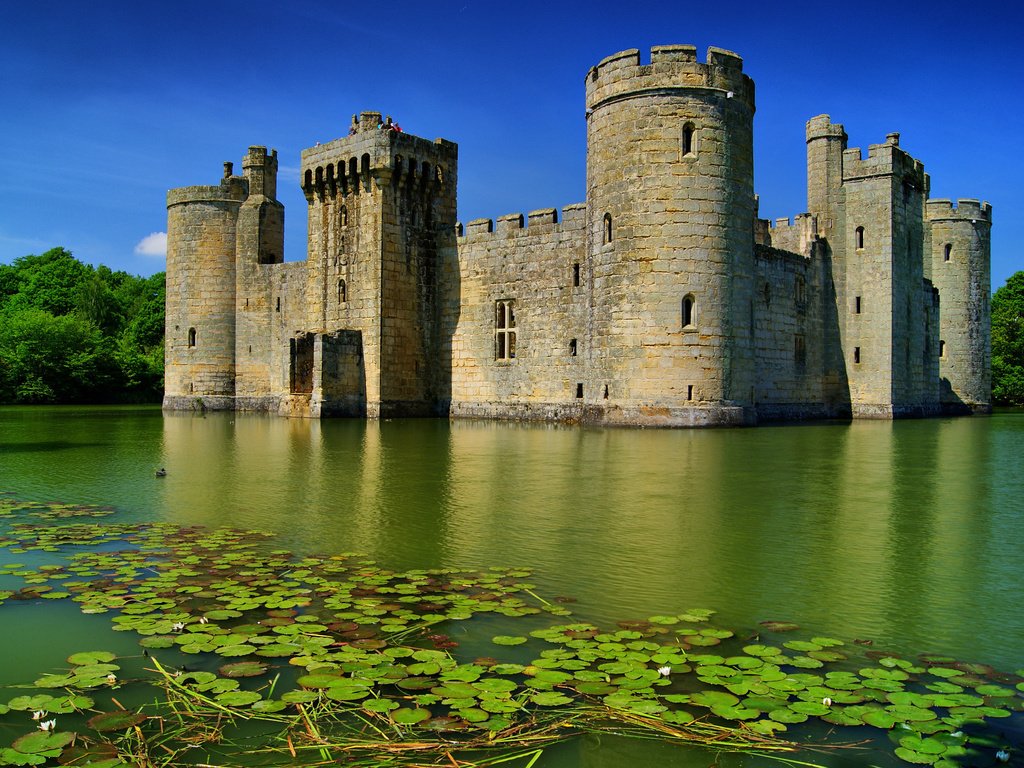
<box><xmin>584</xmin><ymin>45</ymin><xmax>756</xmax><ymax>425</ymax></box>
<box><xmin>163</xmin><ymin>169</ymin><xmax>247</xmax><ymax>409</ymax></box>
<box><xmin>925</xmin><ymin>198</ymin><xmax>992</xmax><ymax>412</ymax></box>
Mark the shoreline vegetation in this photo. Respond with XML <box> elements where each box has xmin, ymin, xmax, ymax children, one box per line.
<box><xmin>0</xmin><ymin>494</ymin><xmax>1020</xmax><ymax>767</ymax></box>
<box><xmin>0</xmin><ymin>249</ymin><xmax>164</xmax><ymax>405</ymax></box>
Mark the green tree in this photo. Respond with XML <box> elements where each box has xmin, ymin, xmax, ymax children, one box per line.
<box><xmin>0</xmin><ymin>248</ymin><xmax>165</xmax><ymax>404</ymax></box>
<box><xmin>991</xmin><ymin>271</ymin><xmax>1024</xmax><ymax>406</ymax></box>
<box><xmin>0</xmin><ymin>307</ymin><xmax>114</xmax><ymax>403</ymax></box>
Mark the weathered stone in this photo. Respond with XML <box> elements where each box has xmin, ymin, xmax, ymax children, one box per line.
<box><xmin>163</xmin><ymin>47</ymin><xmax>990</xmax><ymax>427</ymax></box>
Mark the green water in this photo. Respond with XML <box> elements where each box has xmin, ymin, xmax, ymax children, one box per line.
<box><xmin>1</xmin><ymin>406</ymin><xmax>1022</xmax><ymax>765</ymax></box>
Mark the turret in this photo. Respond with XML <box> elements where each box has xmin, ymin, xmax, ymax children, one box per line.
<box><xmin>926</xmin><ymin>199</ymin><xmax>992</xmax><ymax>411</ymax></box>
<box><xmin>164</xmin><ymin>173</ymin><xmax>247</xmax><ymax>408</ymax></box>
<box><xmin>583</xmin><ymin>46</ymin><xmax>756</xmax><ymax>423</ymax></box>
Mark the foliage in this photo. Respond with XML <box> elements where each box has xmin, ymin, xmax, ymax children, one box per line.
<box><xmin>991</xmin><ymin>271</ymin><xmax>1024</xmax><ymax>406</ymax></box>
<box><xmin>0</xmin><ymin>248</ymin><xmax>164</xmax><ymax>404</ymax></box>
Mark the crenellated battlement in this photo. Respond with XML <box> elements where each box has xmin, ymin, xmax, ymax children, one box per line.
<box><xmin>585</xmin><ymin>45</ymin><xmax>754</xmax><ymax>113</ymax></box>
<box><xmin>458</xmin><ymin>203</ymin><xmax>586</xmax><ymax>241</ymax></box>
<box><xmin>806</xmin><ymin>114</ymin><xmax>848</xmax><ymax>144</ymax></box>
<box><xmin>842</xmin><ymin>132</ymin><xmax>926</xmax><ymax>185</ymax></box>
<box><xmin>756</xmin><ymin>212</ymin><xmax>818</xmax><ymax>256</ymax></box>
<box><xmin>925</xmin><ymin>198</ymin><xmax>992</xmax><ymax>223</ymax></box>
<box><xmin>300</xmin><ymin>113</ymin><xmax>456</xmax><ymax>202</ymax></box>
<box><xmin>167</xmin><ymin>176</ymin><xmax>248</xmax><ymax>209</ymax></box>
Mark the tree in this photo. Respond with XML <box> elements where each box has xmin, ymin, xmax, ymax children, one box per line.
<box><xmin>991</xmin><ymin>271</ymin><xmax>1024</xmax><ymax>406</ymax></box>
<box><xmin>0</xmin><ymin>248</ymin><xmax>165</xmax><ymax>404</ymax></box>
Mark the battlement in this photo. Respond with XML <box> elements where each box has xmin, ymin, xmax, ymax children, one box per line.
<box><xmin>757</xmin><ymin>212</ymin><xmax>818</xmax><ymax>256</ymax></box>
<box><xmin>167</xmin><ymin>176</ymin><xmax>248</xmax><ymax>209</ymax></box>
<box><xmin>842</xmin><ymin>132</ymin><xmax>925</xmax><ymax>185</ymax></box>
<box><xmin>806</xmin><ymin>114</ymin><xmax>848</xmax><ymax>144</ymax></box>
<box><xmin>585</xmin><ymin>45</ymin><xmax>754</xmax><ymax>113</ymax></box>
<box><xmin>458</xmin><ymin>203</ymin><xmax>586</xmax><ymax>241</ymax></box>
<box><xmin>300</xmin><ymin>114</ymin><xmax>457</xmax><ymax>200</ymax></box>
<box><xmin>925</xmin><ymin>198</ymin><xmax>992</xmax><ymax>223</ymax></box>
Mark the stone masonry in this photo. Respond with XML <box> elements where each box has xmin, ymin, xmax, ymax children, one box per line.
<box><xmin>163</xmin><ymin>46</ymin><xmax>992</xmax><ymax>426</ymax></box>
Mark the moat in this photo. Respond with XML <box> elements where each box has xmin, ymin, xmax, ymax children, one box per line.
<box><xmin>1</xmin><ymin>407</ymin><xmax>1022</xmax><ymax>766</ymax></box>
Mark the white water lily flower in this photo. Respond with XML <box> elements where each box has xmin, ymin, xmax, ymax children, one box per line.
<box><xmin>822</xmin><ymin>697</ymin><xmax>832</xmax><ymax>707</ymax></box>
<box><xmin>39</xmin><ymin>719</ymin><xmax>56</xmax><ymax>732</ymax></box>
<box><xmin>657</xmin><ymin>666</ymin><xmax>671</xmax><ymax>677</ymax></box>
<box><xmin>172</xmin><ymin>621</ymin><xmax>186</xmax><ymax>631</ymax></box>
<box><xmin>106</xmin><ymin>673</ymin><xmax>117</xmax><ymax>684</ymax></box>
<box><xmin>199</xmin><ymin>616</ymin><xmax>209</xmax><ymax>624</ymax></box>
<box><xmin>31</xmin><ymin>710</ymin><xmax>47</xmax><ymax>720</ymax></box>
<box><xmin>996</xmin><ymin>750</ymin><xmax>1010</xmax><ymax>763</ymax></box>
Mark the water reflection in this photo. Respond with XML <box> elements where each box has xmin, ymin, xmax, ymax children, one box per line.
<box><xmin>146</xmin><ymin>411</ymin><xmax>1024</xmax><ymax>671</ymax></box>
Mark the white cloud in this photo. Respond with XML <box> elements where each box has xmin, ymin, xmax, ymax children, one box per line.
<box><xmin>134</xmin><ymin>231</ymin><xmax>167</xmax><ymax>257</ymax></box>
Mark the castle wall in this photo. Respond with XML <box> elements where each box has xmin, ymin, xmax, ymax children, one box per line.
<box><xmin>449</xmin><ymin>206</ymin><xmax>587</xmax><ymax>419</ymax></box>
<box><xmin>752</xmin><ymin>245</ymin><xmax>830</xmax><ymax>419</ymax></box>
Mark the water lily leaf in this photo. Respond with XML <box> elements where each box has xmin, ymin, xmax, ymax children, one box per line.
<box><xmin>769</xmin><ymin>708</ymin><xmax>807</xmax><ymax>724</ymax></box>
<box><xmin>251</xmin><ymin>699</ymin><xmax>288</xmax><ymax>713</ymax></box>
<box><xmin>576</xmin><ymin>681</ymin><xmax>617</xmax><ymax>696</ymax></box>
<box><xmin>743</xmin><ymin>645</ymin><xmax>782</xmax><ymax>657</ymax></box>
<box><xmin>280</xmin><ymin>690</ymin><xmax>319</xmax><ymax>703</ymax></box>
<box><xmin>491</xmin><ymin>635</ymin><xmax>528</xmax><ymax>646</ymax></box>
<box><xmin>217</xmin><ymin>644</ymin><xmax>256</xmax><ymax>657</ymax></box>
<box><xmin>216</xmin><ymin>690</ymin><xmax>262</xmax><ymax>707</ymax></box>
<box><xmin>531</xmin><ymin>691</ymin><xmax>573</xmax><ymax>706</ymax></box>
<box><xmin>219</xmin><ymin>661</ymin><xmax>269</xmax><ymax>678</ymax></box>
<box><xmin>391</xmin><ymin>707</ymin><xmax>431</xmax><ymax>725</ymax></box>
<box><xmin>10</xmin><ymin>731</ymin><xmax>75</xmax><ymax>756</ymax></box>
<box><xmin>690</xmin><ymin>690</ymin><xmax>739</xmax><ymax>708</ymax></box>
<box><xmin>861</xmin><ymin>709</ymin><xmax>898</xmax><ymax>729</ymax></box>
<box><xmin>87</xmin><ymin>710</ymin><xmax>148</xmax><ymax>732</ymax></box>
<box><xmin>362</xmin><ymin>698</ymin><xmax>399</xmax><ymax>713</ymax></box>
<box><xmin>894</xmin><ymin>747</ymin><xmax>941</xmax><ymax>765</ymax></box>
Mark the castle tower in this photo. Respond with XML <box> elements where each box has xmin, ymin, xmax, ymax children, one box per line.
<box><xmin>925</xmin><ymin>199</ymin><xmax>992</xmax><ymax>412</ymax></box>
<box><xmin>806</xmin><ymin>118</ymin><xmax>937</xmax><ymax>418</ymax></box>
<box><xmin>298</xmin><ymin>113</ymin><xmax>458</xmax><ymax>416</ymax></box>
<box><xmin>583</xmin><ymin>46</ymin><xmax>757</xmax><ymax>425</ymax></box>
<box><xmin>164</xmin><ymin>168</ymin><xmax>247</xmax><ymax>409</ymax></box>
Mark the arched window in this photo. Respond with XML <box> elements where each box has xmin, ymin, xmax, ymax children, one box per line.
<box><xmin>340</xmin><ymin>206</ymin><xmax>348</xmax><ymax>227</ymax></box>
<box><xmin>603</xmin><ymin>213</ymin><xmax>613</xmax><ymax>244</ymax></box>
<box><xmin>495</xmin><ymin>299</ymin><xmax>516</xmax><ymax>360</ymax></box>
<box><xmin>682</xmin><ymin>122</ymin><xmax>695</xmax><ymax>156</ymax></box>
<box><xmin>944</xmin><ymin>243</ymin><xmax>952</xmax><ymax>262</ymax></box>
<box><xmin>187</xmin><ymin>327</ymin><xmax>196</xmax><ymax>347</ymax></box>
<box><xmin>682</xmin><ymin>294</ymin><xmax>696</xmax><ymax>328</ymax></box>
<box><xmin>939</xmin><ymin>340</ymin><xmax>947</xmax><ymax>359</ymax></box>
<box><xmin>338</xmin><ymin>279</ymin><xmax>347</xmax><ymax>304</ymax></box>
<box><xmin>855</xmin><ymin>226</ymin><xmax>865</xmax><ymax>250</ymax></box>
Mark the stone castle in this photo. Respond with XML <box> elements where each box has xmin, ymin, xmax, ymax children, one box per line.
<box><xmin>163</xmin><ymin>45</ymin><xmax>991</xmax><ymax>426</ymax></box>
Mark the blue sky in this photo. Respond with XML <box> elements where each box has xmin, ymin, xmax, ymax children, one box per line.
<box><xmin>1</xmin><ymin>0</ymin><xmax>1021</xmax><ymax>290</ymax></box>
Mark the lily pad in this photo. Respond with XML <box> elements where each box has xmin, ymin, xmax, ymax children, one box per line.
<box><xmin>87</xmin><ymin>710</ymin><xmax>148</xmax><ymax>732</ymax></box>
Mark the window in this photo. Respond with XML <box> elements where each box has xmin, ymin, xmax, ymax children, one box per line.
<box><xmin>682</xmin><ymin>122</ymin><xmax>695</xmax><ymax>156</ymax></box>
<box><xmin>495</xmin><ymin>299</ymin><xmax>516</xmax><ymax>360</ymax></box>
<box><xmin>187</xmin><ymin>328</ymin><xmax>196</xmax><ymax>347</ymax></box>
<box><xmin>855</xmin><ymin>226</ymin><xmax>865</xmax><ymax>250</ymax></box>
<box><xmin>569</xmin><ymin>338</ymin><xmax>577</xmax><ymax>356</ymax></box>
<box><xmin>794</xmin><ymin>334</ymin><xmax>806</xmax><ymax>366</ymax></box>
<box><xmin>687</xmin><ymin>384</ymin><xmax>693</xmax><ymax>401</ymax></box>
<box><xmin>854</xmin><ymin>346</ymin><xmax>861</xmax><ymax>365</ymax></box>
<box><xmin>940</xmin><ymin>340</ymin><xmax>947</xmax><ymax>359</ymax></box>
<box><xmin>855</xmin><ymin>296</ymin><xmax>862</xmax><ymax>314</ymax></box>
<box><xmin>944</xmin><ymin>243</ymin><xmax>952</xmax><ymax>262</ymax></box>
<box><xmin>276</xmin><ymin>297</ymin><xmax>281</xmax><ymax>312</ymax></box>
<box><xmin>338</xmin><ymin>279</ymin><xmax>347</xmax><ymax>304</ymax></box>
<box><xmin>682</xmin><ymin>294</ymin><xmax>696</xmax><ymax>328</ymax></box>
<box><xmin>573</xmin><ymin>262</ymin><xmax>580</xmax><ymax>287</ymax></box>
<box><xmin>603</xmin><ymin>213</ymin><xmax>613</xmax><ymax>244</ymax></box>
<box><xmin>340</xmin><ymin>206</ymin><xmax>349</xmax><ymax>227</ymax></box>
<box><xmin>795</xmin><ymin>276</ymin><xmax>806</xmax><ymax>306</ymax></box>
<box><xmin>603</xmin><ymin>384</ymin><xmax>609</xmax><ymax>399</ymax></box>
<box><xmin>575</xmin><ymin>383</ymin><xmax>584</xmax><ymax>398</ymax></box>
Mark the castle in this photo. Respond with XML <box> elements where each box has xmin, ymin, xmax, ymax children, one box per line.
<box><xmin>163</xmin><ymin>45</ymin><xmax>991</xmax><ymax>426</ymax></box>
